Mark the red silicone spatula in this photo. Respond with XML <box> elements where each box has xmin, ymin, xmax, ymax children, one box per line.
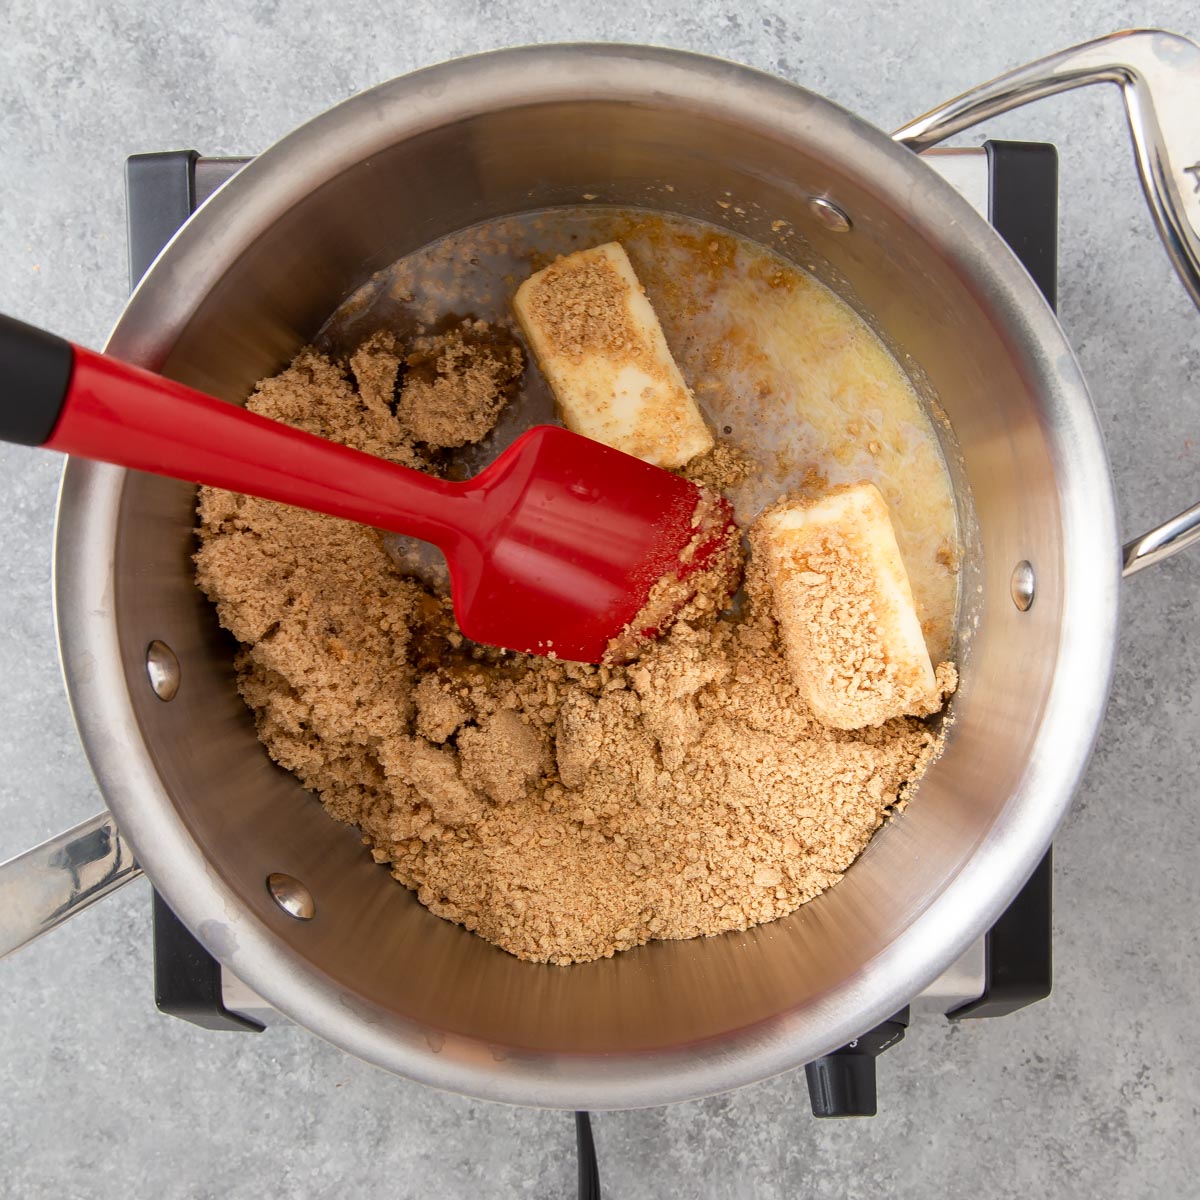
<box><xmin>0</xmin><ymin>314</ymin><xmax>735</xmax><ymax>663</ymax></box>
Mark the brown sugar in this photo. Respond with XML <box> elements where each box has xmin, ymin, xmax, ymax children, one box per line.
<box><xmin>396</xmin><ymin>319</ymin><xmax>524</xmax><ymax>447</ymax></box>
<box><xmin>195</xmin><ymin>331</ymin><xmax>954</xmax><ymax>966</ymax></box>
<box><xmin>683</xmin><ymin>441</ymin><xmax>756</xmax><ymax>493</ymax></box>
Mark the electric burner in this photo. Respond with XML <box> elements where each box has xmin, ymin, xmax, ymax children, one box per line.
<box><xmin>126</xmin><ymin>142</ymin><xmax>1057</xmax><ymax>1144</ymax></box>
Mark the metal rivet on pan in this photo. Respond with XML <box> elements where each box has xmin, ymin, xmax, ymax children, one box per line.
<box><xmin>808</xmin><ymin>196</ymin><xmax>852</xmax><ymax>232</ymax></box>
<box><xmin>146</xmin><ymin>640</ymin><xmax>181</xmax><ymax>701</ymax></box>
<box><xmin>266</xmin><ymin>873</ymin><xmax>315</xmax><ymax>920</ymax></box>
<box><xmin>1011</xmin><ymin>561</ymin><xmax>1036</xmax><ymax>611</ymax></box>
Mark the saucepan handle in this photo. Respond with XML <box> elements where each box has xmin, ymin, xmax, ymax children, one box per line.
<box><xmin>894</xmin><ymin>28</ymin><xmax>1200</xmax><ymax>577</ymax></box>
<box><xmin>0</xmin><ymin>812</ymin><xmax>142</xmax><ymax>958</ymax></box>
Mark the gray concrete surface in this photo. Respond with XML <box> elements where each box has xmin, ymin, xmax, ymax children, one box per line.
<box><xmin>2</xmin><ymin>2</ymin><xmax>1198</xmax><ymax>1197</ymax></box>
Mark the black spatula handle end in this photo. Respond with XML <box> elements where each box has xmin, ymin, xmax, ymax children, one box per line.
<box><xmin>0</xmin><ymin>313</ymin><xmax>75</xmax><ymax>447</ymax></box>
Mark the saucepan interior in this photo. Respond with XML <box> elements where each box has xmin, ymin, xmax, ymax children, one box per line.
<box><xmin>57</xmin><ymin>46</ymin><xmax>1118</xmax><ymax>1107</ymax></box>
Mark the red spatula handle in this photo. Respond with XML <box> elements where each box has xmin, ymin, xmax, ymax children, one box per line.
<box><xmin>0</xmin><ymin>313</ymin><xmax>469</xmax><ymax>549</ymax></box>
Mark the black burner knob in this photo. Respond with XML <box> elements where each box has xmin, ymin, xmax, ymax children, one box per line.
<box><xmin>805</xmin><ymin>1054</ymin><xmax>879</xmax><ymax>1118</ymax></box>
<box><xmin>804</xmin><ymin>1008</ymin><xmax>909</xmax><ymax>1119</ymax></box>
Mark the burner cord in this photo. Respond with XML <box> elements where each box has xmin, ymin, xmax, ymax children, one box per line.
<box><xmin>575</xmin><ymin>1111</ymin><xmax>601</xmax><ymax>1199</ymax></box>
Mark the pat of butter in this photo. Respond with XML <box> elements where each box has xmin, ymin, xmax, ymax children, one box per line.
<box><xmin>752</xmin><ymin>482</ymin><xmax>939</xmax><ymax>730</ymax></box>
<box><xmin>514</xmin><ymin>242</ymin><xmax>713</xmax><ymax>469</ymax></box>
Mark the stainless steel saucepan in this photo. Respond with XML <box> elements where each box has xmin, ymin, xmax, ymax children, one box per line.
<box><xmin>2</xmin><ymin>30</ymin><xmax>1198</xmax><ymax>1109</ymax></box>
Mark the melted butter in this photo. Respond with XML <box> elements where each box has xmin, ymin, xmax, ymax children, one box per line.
<box><xmin>322</xmin><ymin>208</ymin><xmax>959</xmax><ymax>664</ymax></box>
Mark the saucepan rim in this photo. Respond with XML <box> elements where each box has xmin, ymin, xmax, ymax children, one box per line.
<box><xmin>53</xmin><ymin>43</ymin><xmax>1119</xmax><ymax>1108</ymax></box>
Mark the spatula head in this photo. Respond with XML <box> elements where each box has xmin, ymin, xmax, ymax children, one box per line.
<box><xmin>450</xmin><ymin>425</ymin><xmax>736</xmax><ymax>662</ymax></box>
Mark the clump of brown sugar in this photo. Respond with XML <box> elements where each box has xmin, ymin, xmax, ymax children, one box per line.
<box><xmin>683</xmin><ymin>441</ymin><xmax>756</xmax><ymax>493</ymax></box>
<box><xmin>195</xmin><ymin>332</ymin><xmax>954</xmax><ymax>966</ymax></box>
<box><xmin>397</xmin><ymin>319</ymin><xmax>524</xmax><ymax>446</ymax></box>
